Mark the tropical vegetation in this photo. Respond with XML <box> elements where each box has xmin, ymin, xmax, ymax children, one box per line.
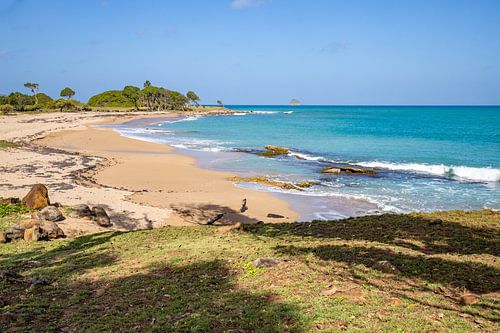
<box><xmin>0</xmin><ymin>81</ymin><xmax>208</xmax><ymax>113</ymax></box>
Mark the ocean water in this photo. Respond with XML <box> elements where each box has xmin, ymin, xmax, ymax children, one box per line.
<box><xmin>112</xmin><ymin>105</ymin><xmax>500</xmax><ymax>219</ymax></box>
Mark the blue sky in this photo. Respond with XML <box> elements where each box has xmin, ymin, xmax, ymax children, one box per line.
<box><xmin>1</xmin><ymin>0</ymin><xmax>499</xmax><ymax>105</ymax></box>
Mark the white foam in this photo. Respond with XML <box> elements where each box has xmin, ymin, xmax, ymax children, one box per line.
<box><xmin>358</xmin><ymin>161</ymin><xmax>500</xmax><ymax>182</ymax></box>
<box><xmin>289</xmin><ymin>152</ymin><xmax>325</xmax><ymax>161</ymax></box>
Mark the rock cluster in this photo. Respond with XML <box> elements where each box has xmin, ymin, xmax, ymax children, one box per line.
<box><xmin>1</xmin><ymin>184</ymin><xmax>112</xmax><ymax>244</ymax></box>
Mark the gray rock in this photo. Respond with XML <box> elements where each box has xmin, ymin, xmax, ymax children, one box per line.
<box><xmin>92</xmin><ymin>207</ymin><xmax>111</xmax><ymax>227</ymax></box>
<box><xmin>5</xmin><ymin>225</ymin><xmax>25</xmax><ymax>240</ymax></box>
<box><xmin>40</xmin><ymin>220</ymin><xmax>65</xmax><ymax>239</ymax></box>
<box><xmin>39</xmin><ymin>206</ymin><xmax>64</xmax><ymax>222</ymax></box>
<box><xmin>253</xmin><ymin>257</ymin><xmax>281</xmax><ymax>268</ymax></box>
<box><xmin>72</xmin><ymin>204</ymin><xmax>93</xmax><ymax>219</ymax></box>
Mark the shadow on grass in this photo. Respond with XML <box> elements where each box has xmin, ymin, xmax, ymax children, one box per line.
<box><xmin>1</xmin><ymin>233</ymin><xmax>304</xmax><ymax>332</ymax></box>
<box><xmin>245</xmin><ymin>212</ymin><xmax>500</xmax><ymax>293</ymax></box>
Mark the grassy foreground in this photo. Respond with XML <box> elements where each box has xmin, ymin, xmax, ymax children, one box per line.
<box><xmin>1</xmin><ymin>210</ymin><xmax>499</xmax><ymax>332</ymax></box>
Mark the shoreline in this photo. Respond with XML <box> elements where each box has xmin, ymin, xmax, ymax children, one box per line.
<box><xmin>34</xmin><ymin>113</ymin><xmax>300</xmax><ymax>228</ymax></box>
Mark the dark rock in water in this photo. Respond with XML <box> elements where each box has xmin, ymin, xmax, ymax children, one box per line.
<box><xmin>0</xmin><ymin>232</ymin><xmax>7</xmax><ymax>243</ymax></box>
<box><xmin>92</xmin><ymin>207</ymin><xmax>111</xmax><ymax>227</ymax></box>
<box><xmin>39</xmin><ymin>206</ymin><xmax>64</xmax><ymax>222</ymax></box>
<box><xmin>428</xmin><ymin>219</ymin><xmax>443</xmax><ymax>226</ymax></box>
<box><xmin>40</xmin><ymin>221</ymin><xmax>65</xmax><ymax>239</ymax></box>
<box><xmin>267</xmin><ymin>213</ymin><xmax>285</xmax><ymax>219</ymax></box>
<box><xmin>295</xmin><ymin>181</ymin><xmax>320</xmax><ymax>188</ymax></box>
<box><xmin>21</xmin><ymin>184</ymin><xmax>50</xmax><ymax>209</ymax></box>
<box><xmin>72</xmin><ymin>204</ymin><xmax>93</xmax><ymax>219</ymax></box>
<box><xmin>258</xmin><ymin>145</ymin><xmax>290</xmax><ymax>157</ymax></box>
<box><xmin>0</xmin><ymin>197</ymin><xmax>20</xmax><ymax>205</ymax></box>
<box><xmin>207</xmin><ymin>213</ymin><xmax>225</xmax><ymax>225</ymax></box>
<box><xmin>240</xmin><ymin>198</ymin><xmax>248</xmax><ymax>213</ymax></box>
<box><xmin>253</xmin><ymin>257</ymin><xmax>281</xmax><ymax>268</ymax></box>
<box><xmin>234</xmin><ymin>148</ymin><xmax>254</xmax><ymax>153</ymax></box>
<box><xmin>321</xmin><ymin>166</ymin><xmax>377</xmax><ymax>175</ymax></box>
<box><xmin>320</xmin><ymin>167</ymin><xmax>341</xmax><ymax>175</ymax></box>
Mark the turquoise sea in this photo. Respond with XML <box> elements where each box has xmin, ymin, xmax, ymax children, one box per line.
<box><xmin>112</xmin><ymin>106</ymin><xmax>500</xmax><ymax>220</ymax></box>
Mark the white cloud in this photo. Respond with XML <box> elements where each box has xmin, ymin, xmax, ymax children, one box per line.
<box><xmin>230</xmin><ymin>0</ymin><xmax>270</xmax><ymax>10</ymax></box>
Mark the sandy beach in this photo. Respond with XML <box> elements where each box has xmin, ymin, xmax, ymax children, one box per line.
<box><xmin>0</xmin><ymin>112</ymin><xmax>298</xmax><ymax>235</ymax></box>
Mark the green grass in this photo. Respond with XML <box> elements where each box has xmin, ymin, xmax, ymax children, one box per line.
<box><xmin>0</xmin><ymin>140</ymin><xmax>19</xmax><ymax>149</ymax></box>
<box><xmin>0</xmin><ymin>210</ymin><xmax>498</xmax><ymax>332</ymax></box>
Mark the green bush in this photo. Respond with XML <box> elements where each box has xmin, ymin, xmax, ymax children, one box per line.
<box><xmin>87</xmin><ymin>90</ymin><xmax>134</xmax><ymax>107</ymax></box>
<box><xmin>0</xmin><ymin>104</ymin><xmax>15</xmax><ymax>114</ymax></box>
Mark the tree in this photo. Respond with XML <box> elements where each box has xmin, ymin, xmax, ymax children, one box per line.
<box><xmin>8</xmin><ymin>92</ymin><xmax>34</xmax><ymax>110</ymax></box>
<box><xmin>143</xmin><ymin>80</ymin><xmax>151</xmax><ymax>88</ymax></box>
<box><xmin>123</xmin><ymin>86</ymin><xmax>141</xmax><ymax>110</ymax></box>
<box><xmin>217</xmin><ymin>100</ymin><xmax>224</xmax><ymax>107</ymax></box>
<box><xmin>24</xmin><ymin>82</ymin><xmax>39</xmax><ymax>104</ymax></box>
<box><xmin>186</xmin><ymin>91</ymin><xmax>200</xmax><ymax>106</ymax></box>
<box><xmin>60</xmin><ymin>87</ymin><xmax>75</xmax><ymax>100</ymax></box>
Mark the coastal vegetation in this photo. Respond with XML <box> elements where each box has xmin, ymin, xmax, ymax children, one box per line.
<box><xmin>0</xmin><ymin>207</ymin><xmax>498</xmax><ymax>332</ymax></box>
<box><xmin>0</xmin><ymin>81</ymin><xmax>205</xmax><ymax>113</ymax></box>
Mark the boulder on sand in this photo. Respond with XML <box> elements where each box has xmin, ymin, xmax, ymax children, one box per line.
<box><xmin>38</xmin><ymin>206</ymin><xmax>64</xmax><ymax>222</ymax></box>
<box><xmin>92</xmin><ymin>207</ymin><xmax>111</xmax><ymax>227</ymax></box>
<box><xmin>22</xmin><ymin>184</ymin><xmax>50</xmax><ymax>209</ymax></box>
<box><xmin>72</xmin><ymin>204</ymin><xmax>93</xmax><ymax>219</ymax></box>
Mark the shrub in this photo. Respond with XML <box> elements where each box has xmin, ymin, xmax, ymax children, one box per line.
<box><xmin>87</xmin><ymin>90</ymin><xmax>134</xmax><ymax>107</ymax></box>
<box><xmin>0</xmin><ymin>104</ymin><xmax>15</xmax><ymax>114</ymax></box>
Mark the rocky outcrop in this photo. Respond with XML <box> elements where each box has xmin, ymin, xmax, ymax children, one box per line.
<box><xmin>258</xmin><ymin>145</ymin><xmax>290</xmax><ymax>157</ymax></box>
<box><xmin>21</xmin><ymin>184</ymin><xmax>50</xmax><ymax>209</ymax></box>
<box><xmin>92</xmin><ymin>207</ymin><xmax>111</xmax><ymax>227</ymax></box>
<box><xmin>3</xmin><ymin>218</ymin><xmax>65</xmax><ymax>243</ymax></box>
<box><xmin>229</xmin><ymin>176</ymin><xmax>317</xmax><ymax>192</ymax></box>
<box><xmin>321</xmin><ymin>166</ymin><xmax>377</xmax><ymax>175</ymax></box>
<box><xmin>295</xmin><ymin>181</ymin><xmax>320</xmax><ymax>188</ymax></box>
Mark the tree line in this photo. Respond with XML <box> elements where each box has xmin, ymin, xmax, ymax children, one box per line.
<box><xmin>1</xmin><ymin>81</ymin><xmax>224</xmax><ymax>113</ymax></box>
